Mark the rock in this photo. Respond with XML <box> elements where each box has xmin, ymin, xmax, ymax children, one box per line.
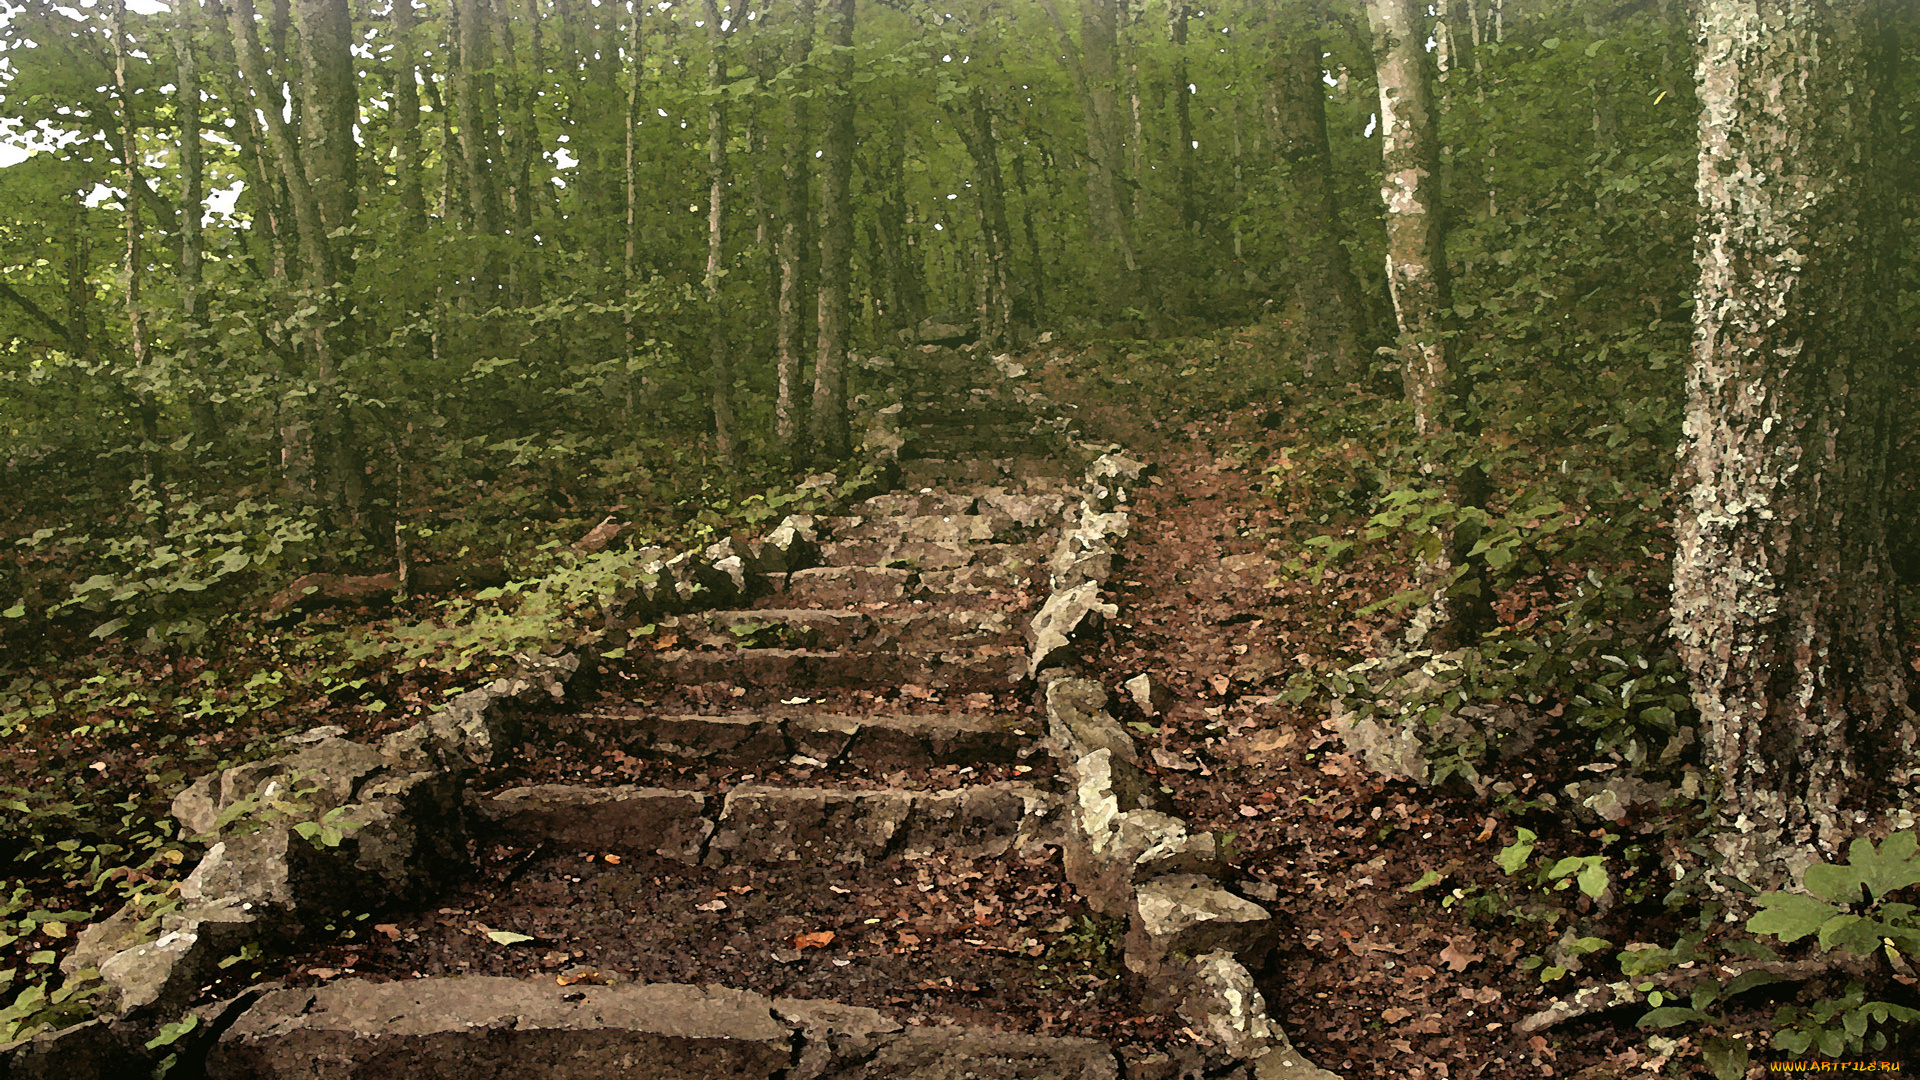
<box><xmin>1126</xmin><ymin>875</ymin><xmax>1275</xmax><ymax>977</ymax></box>
<box><xmin>1060</xmin><ymin>749</ymin><xmax>1216</xmax><ymax>916</ymax></box>
<box><xmin>1177</xmin><ymin>952</ymin><xmax>1276</xmax><ymax>1060</ymax></box>
<box><xmin>991</xmin><ymin>354</ymin><xmax>1028</xmax><ymax>378</ymax></box>
<box><xmin>480</xmin><ymin>785</ymin><xmax>712</xmax><ymax>862</ymax></box>
<box><xmin>829</xmin><ymin>1028</ymin><xmax>1118</xmax><ymax>1080</ymax></box>
<box><xmin>172</xmin><ymin>737</ymin><xmax>388</xmax><ymax>837</ymax></box>
<box><xmin>1028</xmin><ymin>582</ymin><xmax>1117</xmax><ymax>676</ymax></box>
<box><xmin>908</xmin><ymin>315</ymin><xmax>978</xmax><ymax>346</ymax></box>
<box><xmin>1124</xmin><ymin>673</ymin><xmax>1173</xmax><ymax>718</ymax></box>
<box><xmin>206</xmin><ymin>977</ymin><xmax>795</xmax><ymax>1080</ymax></box>
<box><xmin>0</xmin><ymin>1020</ymin><xmax>147</xmax><ymax>1080</ymax></box>
<box><xmin>704</xmin><ymin>783</ymin><xmax>1051</xmax><ymax>866</ymax></box>
<box><xmin>773</xmin><ymin>999</ymin><xmax>903</xmax><ymax>1080</ymax></box>
<box><xmin>1044</xmin><ymin>679</ymin><xmax>1136</xmax><ymax>764</ymax></box>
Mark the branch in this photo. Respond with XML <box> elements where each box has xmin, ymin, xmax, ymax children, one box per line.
<box><xmin>0</xmin><ymin>282</ymin><xmax>78</xmax><ymax>343</ymax></box>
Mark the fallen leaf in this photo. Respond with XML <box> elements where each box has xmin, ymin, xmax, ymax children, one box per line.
<box><xmin>792</xmin><ymin>930</ymin><xmax>836</xmax><ymax>950</ymax></box>
<box><xmin>1208</xmin><ymin>673</ymin><xmax>1231</xmax><ymax>696</ymax></box>
<box><xmin>1382</xmin><ymin>1007</ymin><xmax>1413</xmax><ymax>1024</ymax></box>
<box><xmin>373</xmin><ymin>923</ymin><xmax>401</xmax><ymax>940</ymax></box>
<box><xmin>901</xmin><ymin>684</ymin><xmax>933</xmax><ymax>700</ymax></box>
<box><xmin>556</xmin><ymin>971</ymin><xmax>606</xmax><ymax>986</ymax></box>
<box><xmin>1440</xmin><ymin>936</ymin><xmax>1484</xmax><ymax>973</ymax></box>
<box><xmin>696</xmin><ymin>899</ymin><xmax>729</xmax><ymax>912</ymax></box>
<box><xmin>1238</xmin><ymin>805</ymin><xmax>1262</xmax><ymax>818</ymax></box>
<box><xmin>602</xmin><ymin>854</ymin><xmax>622</xmax><ymax>865</ymax></box>
<box><xmin>306</xmin><ymin>967</ymin><xmax>337</xmax><ymax>980</ymax></box>
<box><xmin>486</xmin><ymin>930</ymin><xmax>537</xmax><ymax>946</ymax></box>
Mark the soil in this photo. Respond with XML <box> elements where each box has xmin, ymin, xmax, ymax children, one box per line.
<box><xmin>204</xmin><ymin>835</ymin><xmax>1176</xmax><ymax>1047</ymax></box>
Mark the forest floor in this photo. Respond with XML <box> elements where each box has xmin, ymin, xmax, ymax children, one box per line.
<box><xmin>3</xmin><ymin>325</ymin><xmax>1916</xmax><ymax>1076</ymax></box>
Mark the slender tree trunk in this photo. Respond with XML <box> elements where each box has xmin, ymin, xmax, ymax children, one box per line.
<box><xmin>109</xmin><ymin>0</ymin><xmax>160</xmax><ymax>481</ymax></box>
<box><xmin>1270</xmin><ymin>30</ymin><xmax>1369</xmax><ymax>382</ymax></box>
<box><xmin>703</xmin><ymin>0</ymin><xmax>737</xmax><ymax>465</ymax></box>
<box><xmin>623</xmin><ymin>0</ymin><xmax>646</xmax><ymax>408</ymax></box>
<box><xmin>871</xmin><ymin>104</ymin><xmax>926</xmax><ymax>338</ymax></box>
<box><xmin>453</xmin><ymin>0</ymin><xmax>502</xmax><ymax>240</ymax></box>
<box><xmin>773</xmin><ymin>0</ymin><xmax>815</xmax><ymax>450</ymax></box>
<box><xmin>953</xmin><ymin>89</ymin><xmax>1014</xmax><ymax>350</ymax></box>
<box><xmin>809</xmin><ymin>0</ymin><xmax>855</xmax><ymax>462</ymax></box>
<box><xmin>1009</xmin><ymin>141</ymin><xmax>1045</xmax><ymax>324</ymax></box>
<box><xmin>1169</xmin><ymin>1</ymin><xmax>1195</xmax><ymax>232</ymax></box>
<box><xmin>391</xmin><ymin>0</ymin><xmax>426</xmax><ymax>230</ymax></box>
<box><xmin>295</xmin><ymin>0</ymin><xmax>359</xmax><ymax>517</ymax></box>
<box><xmin>1676</xmin><ymin>0</ymin><xmax>1912</xmax><ymax>879</ymax></box>
<box><xmin>173</xmin><ymin>0</ymin><xmax>218</xmax><ymax>443</ymax></box>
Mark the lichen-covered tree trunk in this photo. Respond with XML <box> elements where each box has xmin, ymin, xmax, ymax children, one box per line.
<box><xmin>1269</xmin><ymin>29</ymin><xmax>1368</xmax><ymax>383</ymax></box>
<box><xmin>809</xmin><ymin>0</ymin><xmax>855</xmax><ymax>462</ymax></box>
<box><xmin>1675</xmin><ymin>0</ymin><xmax>1913</xmax><ymax>878</ymax></box>
<box><xmin>1366</xmin><ymin>0</ymin><xmax>1448</xmax><ymax>435</ymax></box>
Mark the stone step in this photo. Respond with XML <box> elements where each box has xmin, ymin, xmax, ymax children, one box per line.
<box><xmin>207</xmin><ymin>976</ymin><xmax>1119</xmax><ymax>1080</ymax></box>
<box><xmin>851</xmin><ymin>489</ymin><xmax>981</xmax><ymax>518</ymax></box>
<box><xmin>903</xmin><ymin>437</ymin><xmax>1064</xmax><ymax>462</ymax></box>
<box><xmin>818</xmin><ymin>538</ymin><xmax>977</xmax><ymax>571</ymax></box>
<box><xmin>675</xmin><ymin>607</ymin><xmax>1022</xmax><ymax>650</ymax></box>
<box><xmin>633</xmin><ymin>646</ymin><xmax>1025</xmax><ymax>692</ymax></box>
<box><xmin>770</xmin><ymin>565</ymin><xmax>912</xmax><ymax>604</ymax></box>
<box><xmin>477</xmin><ymin>779</ymin><xmax>1060</xmax><ymax>866</ymax></box>
<box><xmin>902</xmin><ymin>457</ymin><xmax>1061</xmax><ymax>485</ymax></box>
<box><xmin>555</xmin><ymin>708</ymin><xmax>1038</xmax><ymax>770</ymax></box>
<box><xmin>823</xmin><ymin>513</ymin><xmax>1011</xmax><ymax>544</ymax></box>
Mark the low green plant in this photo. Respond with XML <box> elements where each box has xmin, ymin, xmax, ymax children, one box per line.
<box><xmin>1743</xmin><ymin>830</ymin><xmax>1920</xmax><ymax>1058</ymax></box>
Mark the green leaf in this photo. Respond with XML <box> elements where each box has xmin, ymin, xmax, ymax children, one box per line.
<box><xmin>1748</xmin><ymin>892</ymin><xmax>1841</xmax><ymax>943</ymax></box>
<box><xmin>1637</xmin><ymin>1006</ymin><xmax>1715</xmax><ymax>1029</ymax></box>
<box><xmin>1850</xmin><ymin>831</ymin><xmax>1920</xmax><ymax>901</ymax></box>
<box><xmin>1702</xmin><ymin>1036</ymin><xmax>1749</xmax><ymax>1080</ymax></box>
<box><xmin>90</xmin><ymin>618</ymin><xmax>131</xmax><ymax>639</ymax></box>
<box><xmin>1405</xmin><ymin>869</ymin><xmax>1444</xmax><ymax>892</ymax></box>
<box><xmin>1496</xmin><ymin>829</ymin><xmax>1535</xmax><ymax>875</ymax></box>
<box><xmin>1</xmin><ymin>604</ymin><xmax>23</xmax><ymax>619</ymax></box>
<box><xmin>485</xmin><ymin>930</ymin><xmax>536</xmax><ymax>945</ymax></box>
<box><xmin>144</xmin><ymin>1014</ymin><xmax>199</xmax><ymax>1050</ymax></box>
<box><xmin>1576</xmin><ymin>862</ymin><xmax>1610</xmax><ymax>899</ymax></box>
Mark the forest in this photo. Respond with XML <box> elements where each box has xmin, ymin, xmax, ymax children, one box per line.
<box><xmin>0</xmin><ymin>0</ymin><xmax>1916</xmax><ymax>1075</ymax></box>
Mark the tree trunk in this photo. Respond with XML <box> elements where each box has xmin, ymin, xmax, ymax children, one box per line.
<box><xmin>1169</xmin><ymin>1</ymin><xmax>1195</xmax><ymax>232</ymax></box>
<box><xmin>809</xmin><ymin>0</ymin><xmax>855</xmax><ymax>462</ymax></box>
<box><xmin>703</xmin><ymin>0</ymin><xmax>737</xmax><ymax>465</ymax></box>
<box><xmin>173</xmin><ymin>0</ymin><xmax>219</xmax><ymax>443</ymax></box>
<box><xmin>1037</xmin><ymin>0</ymin><xmax>1136</xmax><ymax>281</ymax></box>
<box><xmin>1675</xmin><ymin>0</ymin><xmax>1912</xmax><ymax>879</ymax></box>
<box><xmin>1367</xmin><ymin>0</ymin><xmax>1448</xmax><ymax>434</ymax></box>
<box><xmin>773</xmin><ymin>0</ymin><xmax>815</xmax><ymax>450</ymax></box>
<box><xmin>453</xmin><ymin>0</ymin><xmax>502</xmax><ymax>240</ymax></box>
<box><xmin>108</xmin><ymin>0</ymin><xmax>160</xmax><ymax>482</ymax></box>
<box><xmin>953</xmin><ymin>89</ymin><xmax>1014</xmax><ymax>350</ymax></box>
<box><xmin>391</xmin><ymin>0</ymin><xmax>426</xmax><ymax>230</ymax></box>
<box><xmin>1269</xmin><ymin>29</ymin><xmax>1369</xmax><ymax>382</ymax></box>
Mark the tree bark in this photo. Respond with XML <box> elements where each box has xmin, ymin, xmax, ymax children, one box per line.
<box><xmin>809</xmin><ymin>0</ymin><xmax>854</xmax><ymax>462</ymax></box>
<box><xmin>773</xmin><ymin>0</ymin><xmax>815</xmax><ymax>450</ymax></box>
<box><xmin>953</xmin><ymin>89</ymin><xmax>1014</xmax><ymax>350</ymax></box>
<box><xmin>1169</xmin><ymin>1</ymin><xmax>1195</xmax><ymax>232</ymax></box>
<box><xmin>390</xmin><ymin>0</ymin><xmax>426</xmax><ymax>230</ymax></box>
<box><xmin>1269</xmin><ymin>28</ymin><xmax>1369</xmax><ymax>382</ymax></box>
<box><xmin>1366</xmin><ymin>0</ymin><xmax>1448</xmax><ymax>434</ymax></box>
<box><xmin>702</xmin><ymin>0</ymin><xmax>737</xmax><ymax>465</ymax></box>
<box><xmin>1037</xmin><ymin>0</ymin><xmax>1137</xmax><ymax>280</ymax></box>
<box><xmin>1675</xmin><ymin>0</ymin><xmax>1913</xmax><ymax>878</ymax></box>
<box><xmin>108</xmin><ymin>0</ymin><xmax>160</xmax><ymax>480</ymax></box>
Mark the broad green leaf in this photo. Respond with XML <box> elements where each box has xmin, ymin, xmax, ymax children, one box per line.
<box><xmin>1748</xmin><ymin>892</ymin><xmax>1842</xmax><ymax>943</ymax></box>
<box><xmin>1702</xmin><ymin>1037</ymin><xmax>1749</xmax><ymax>1080</ymax></box>
<box><xmin>1576</xmin><ymin>862</ymin><xmax>1610</xmax><ymax>899</ymax></box>
<box><xmin>1405</xmin><ymin>869</ymin><xmax>1444</xmax><ymax>892</ymax></box>
<box><xmin>1852</xmin><ymin>831</ymin><xmax>1920</xmax><ymax>900</ymax></box>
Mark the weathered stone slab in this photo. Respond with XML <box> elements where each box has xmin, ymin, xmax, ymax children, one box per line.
<box><xmin>823</xmin><ymin>1028</ymin><xmax>1118</xmax><ymax>1080</ymax></box>
<box><xmin>705</xmin><ymin>786</ymin><xmax>914</xmax><ymax>865</ymax></box>
<box><xmin>478</xmin><ymin>785</ymin><xmax>710</xmax><ymax>861</ymax></box>
<box><xmin>819</xmin><ymin>539</ymin><xmax>975</xmax><ymax>571</ymax></box>
<box><xmin>841</xmin><ymin>713</ymin><xmax>1035</xmax><ymax>771</ymax></box>
<box><xmin>206</xmin><ymin>977</ymin><xmax>794</xmax><ymax>1080</ymax></box>
<box><xmin>780</xmin><ymin>566</ymin><xmax>912</xmax><ymax>604</ymax></box>
<box><xmin>829</xmin><ymin>514</ymin><xmax>1003</xmax><ymax>544</ymax></box>
<box><xmin>638</xmin><ymin>648</ymin><xmax>1018</xmax><ymax>693</ymax></box>
<box><xmin>704</xmin><ymin>782</ymin><xmax>1055</xmax><ymax>865</ymax></box>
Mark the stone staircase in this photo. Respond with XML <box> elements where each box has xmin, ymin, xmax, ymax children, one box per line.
<box><xmin>14</xmin><ymin>348</ymin><xmax>1330</xmax><ymax>1080</ymax></box>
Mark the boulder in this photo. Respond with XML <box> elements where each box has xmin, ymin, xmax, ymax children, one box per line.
<box><xmin>1126</xmin><ymin>875</ymin><xmax>1276</xmax><ymax>978</ymax></box>
<box><xmin>1028</xmin><ymin>582</ymin><xmax>1117</xmax><ymax>676</ymax></box>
